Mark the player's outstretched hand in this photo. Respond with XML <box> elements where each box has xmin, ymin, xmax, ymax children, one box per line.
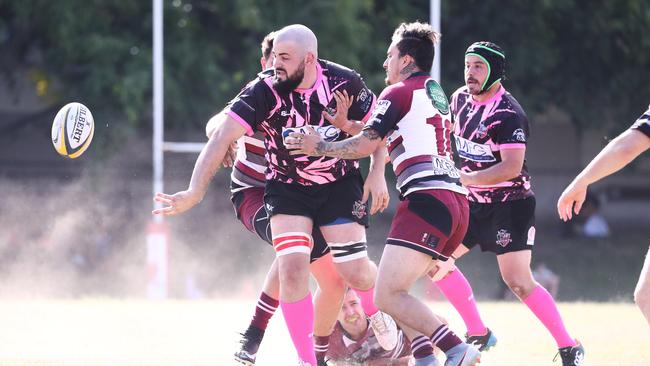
<box><xmin>557</xmin><ymin>181</ymin><xmax>587</xmax><ymax>221</ymax></box>
<box><xmin>152</xmin><ymin>190</ymin><xmax>202</xmax><ymax>216</ymax></box>
<box><xmin>363</xmin><ymin>168</ymin><xmax>389</xmax><ymax>215</ymax></box>
<box><xmin>286</xmin><ymin>126</ymin><xmax>323</xmax><ymax>156</ymax></box>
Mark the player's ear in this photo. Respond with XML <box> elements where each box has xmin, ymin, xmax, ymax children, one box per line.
<box><xmin>401</xmin><ymin>54</ymin><xmax>413</xmax><ymax>69</ymax></box>
<box><xmin>305</xmin><ymin>51</ymin><xmax>316</xmax><ymax>65</ymax></box>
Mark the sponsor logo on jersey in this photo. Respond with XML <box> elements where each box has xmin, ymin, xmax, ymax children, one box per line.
<box><xmin>431</xmin><ymin>156</ymin><xmax>461</xmax><ymax>178</ymax></box>
<box><xmin>372</xmin><ymin>100</ymin><xmax>391</xmax><ymax>116</ymax></box>
<box><xmin>496</xmin><ymin>229</ymin><xmax>512</xmax><ymax>247</ymax></box>
<box><xmin>282</xmin><ymin>126</ymin><xmax>341</xmax><ymax>143</ymax></box>
<box><xmin>357</xmin><ymin>88</ymin><xmax>369</xmax><ymax>102</ymax></box>
<box><xmin>512</xmin><ymin>128</ymin><xmax>526</xmax><ymax>142</ymax></box>
<box><xmin>425</xmin><ymin>79</ymin><xmax>450</xmax><ymax>115</ymax></box>
<box><xmin>454</xmin><ymin>135</ymin><xmax>496</xmax><ymax>162</ymax></box>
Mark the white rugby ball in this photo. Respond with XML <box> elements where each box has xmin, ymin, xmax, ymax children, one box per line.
<box><xmin>51</xmin><ymin>102</ymin><xmax>95</xmax><ymax>159</ymax></box>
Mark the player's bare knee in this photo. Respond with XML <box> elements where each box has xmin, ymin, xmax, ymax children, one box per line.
<box><xmin>502</xmin><ymin>277</ymin><xmax>534</xmax><ymax>299</ymax></box>
<box><xmin>344</xmin><ymin>270</ymin><xmax>374</xmax><ymax>291</ymax></box>
<box><xmin>373</xmin><ymin>286</ymin><xmax>393</xmax><ymax>312</ymax></box>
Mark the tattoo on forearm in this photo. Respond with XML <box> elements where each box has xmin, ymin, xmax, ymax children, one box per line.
<box><xmin>362</xmin><ymin>129</ymin><xmax>382</xmax><ymax>141</ymax></box>
<box><xmin>400</xmin><ymin>61</ymin><xmax>416</xmax><ymax>76</ymax></box>
<box><xmin>314</xmin><ymin>137</ymin><xmax>367</xmax><ymax>159</ymax></box>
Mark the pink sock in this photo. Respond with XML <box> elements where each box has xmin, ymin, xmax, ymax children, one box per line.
<box><xmin>353</xmin><ymin>287</ymin><xmax>379</xmax><ymax>316</ymax></box>
<box><xmin>435</xmin><ymin>269</ymin><xmax>487</xmax><ymax>336</ymax></box>
<box><xmin>281</xmin><ymin>293</ymin><xmax>317</xmax><ymax>364</ymax></box>
<box><xmin>523</xmin><ymin>285</ymin><xmax>576</xmax><ymax>348</ymax></box>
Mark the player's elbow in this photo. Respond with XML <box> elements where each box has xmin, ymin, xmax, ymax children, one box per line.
<box><xmin>205</xmin><ymin>116</ymin><xmax>220</xmax><ymax>138</ymax></box>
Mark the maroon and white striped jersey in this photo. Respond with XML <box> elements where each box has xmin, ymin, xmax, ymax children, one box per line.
<box><xmin>230</xmin><ymin>132</ymin><xmax>266</xmax><ymax>193</ymax></box>
<box><xmin>451</xmin><ymin>85</ymin><xmax>533</xmax><ymax>203</ymax></box>
<box><xmin>326</xmin><ymin>322</ymin><xmax>411</xmax><ymax>364</ymax></box>
<box><xmin>225</xmin><ymin>60</ymin><xmax>375</xmax><ymax>186</ymax></box>
<box><xmin>631</xmin><ymin>104</ymin><xmax>650</xmax><ymax>138</ymax></box>
<box><xmin>364</xmin><ymin>72</ymin><xmax>466</xmax><ymax>197</ymax></box>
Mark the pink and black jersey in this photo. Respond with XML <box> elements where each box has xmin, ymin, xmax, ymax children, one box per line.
<box><xmin>631</xmin><ymin>104</ymin><xmax>650</xmax><ymax>138</ymax></box>
<box><xmin>225</xmin><ymin>60</ymin><xmax>375</xmax><ymax>186</ymax></box>
<box><xmin>327</xmin><ymin>322</ymin><xmax>410</xmax><ymax>364</ymax></box>
<box><xmin>451</xmin><ymin>85</ymin><xmax>533</xmax><ymax>203</ymax></box>
<box><xmin>364</xmin><ymin>72</ymin><xmax>466</xmax><ymax>197</ymax></box>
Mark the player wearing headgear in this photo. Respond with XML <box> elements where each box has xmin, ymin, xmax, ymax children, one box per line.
<box><xmin>448</xmin><ymin>41</ymin><xmax>584</xmax><ymax>365</ymax></box>
<box><xmin>558</xmin><ymin>104</ymin><xmax>650</xmax><ymax>327</ymax></box>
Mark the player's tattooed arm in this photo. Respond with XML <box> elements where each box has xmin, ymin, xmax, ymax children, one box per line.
<box><xmin>287</xmin><ymin>126</ymin><xmax>383</xmax><ymax>159</ymax></box>
<box><xmin>313</xmin><ymin>129</ymin><xmax>383</xmax><ymax>159</ymax></box>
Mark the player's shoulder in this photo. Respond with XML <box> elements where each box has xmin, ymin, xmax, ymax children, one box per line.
<box><xmin>250</xmin><ymin>69</ymin><xmax>274</xmax><ymax>87</ymax></box>
<box><xmin>319</xmin><ymin>59</ymin><xmax>362</xmax><ymax>81</ymax></box>
<box><xmin>501</xmin><ymin>88</ymin><xmax>529</xmax><ymax>121</ymax></box>
<box><xmin>237</xmin><ymin>69</ymin><xmax>275</xmax><ymax>97</ymax></box>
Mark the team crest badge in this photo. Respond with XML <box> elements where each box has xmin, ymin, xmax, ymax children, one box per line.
<box><xmin>475</xmin><ymin>121</ymin><xmax>488</xmax><ymax>139</ymax></box>
<box><xmin>425</xmin><ymin>79</ymin><xmax>450</xmax><ymax>115</ymax></box>
<box><xmin>351</xmin><ymin>200</ymin><xmax>367</xmax><ymax>219</ymax></box>
<box><xmin>512</xmin><ymin>128</ymin><xmax>526</xmax><ymax>142</ymax></box>
<box><xmin>496</xmin><ymin>229</ymin><xmax>512</xmax><ymax>247</ymax></box>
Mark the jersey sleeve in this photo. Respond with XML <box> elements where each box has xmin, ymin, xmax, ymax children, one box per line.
<box><xmin>493</xmin><ymin>112</ymin><xmax>529</xmax><ymax>149</ymax></box>
<box><xmin>363</xmin><ymin>85</ymin><xmax>410</xmax><ymax>139</ymax></box>
<box><xmin>630</xmin><ymin>104</ymin><xmax>650</xmax><ymax>138</ymax></box>
<box><xmin>224</xmin><ymin>76</ymin><xmax>275</xmax><ymax>136</ymax></box>
<box><xmin>342</xmin><ymin>71</ymin><xmax>376</xmax><ymax>123</ymax></box>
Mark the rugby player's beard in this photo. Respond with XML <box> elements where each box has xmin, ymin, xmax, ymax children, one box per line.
<box><xmin>466</xmin><ymin>77</ymin><xmax>482</xmax><ymax>95</ymax></box>
<box><xmin>273</xmin><ymin>61</ymin><xmax>305</xmax><ymax>95</ymax></box>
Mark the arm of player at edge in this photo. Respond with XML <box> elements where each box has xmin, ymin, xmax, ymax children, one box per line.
<box><xmin>557</xmin><ymin>129</ymin><xmax>650</xmax><ymax>221</ymax></box>
<box><xmin>460</xmin><ymin>147</ymin><xmax>525</xmax><ymax>186</ymax></box>
<box><xmin>152</xmin><ymin>113</ymin><xmax>247</xmax><ymax>216</ymax></box>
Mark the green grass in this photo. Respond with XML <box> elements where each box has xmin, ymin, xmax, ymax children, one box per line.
<box><xmin>0</xmin><ymin>299</ymin><xmax>647</xmax><ymax>366</ymax></box>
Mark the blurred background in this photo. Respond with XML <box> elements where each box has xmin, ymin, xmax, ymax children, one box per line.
<box><xmin>1</xmin><ymin>0</ymin><xmax>649</xmax><ymax>302</ymax></box>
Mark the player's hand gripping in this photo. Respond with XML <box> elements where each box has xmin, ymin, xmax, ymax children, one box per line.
<box><xmin>322</xmin><ymin>90</ymin><xmax>354</xmax><ymax>133</ymax></box>
<box><xmin>557</xmin><ymin>180</ymin><xmax>588</xmax><ymax>221</ymax></box>
<box><xmin>152</xmin><ymin>189</ymin><xmax>203</xmax><ymax>216</ymax></box>
<box><xmin>222</xmin><ymin>142</ymin><xmax>237</xmax><ymax>168</ymax></box>
<box><xmin>286</xmin><ymin>126</ymin><xmax>323</xmax><ymax>156</ymax></box>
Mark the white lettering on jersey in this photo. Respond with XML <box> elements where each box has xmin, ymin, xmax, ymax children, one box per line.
<box><xmin>373</xmin><ymin>100</ymin><xmax>391</xmax><ymax>116</ymax></box>
<box><xmin>432</xmin><ymin>156</ymin><xmax>461</xmax><ymax>178</ymax></box>
<box><xmin>454</xmin><ymin>135</ymin><xmax>496</xmax><ymax>162</ymax></box>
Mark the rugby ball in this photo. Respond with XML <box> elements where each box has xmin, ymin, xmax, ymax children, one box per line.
<box><xmin>51</xmin><ymin>102</ymin><xmax>95</xmax><ymax>158</ymax></box>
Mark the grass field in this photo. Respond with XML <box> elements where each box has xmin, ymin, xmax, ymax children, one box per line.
<box><xmin>0</xmin><ymin>299</ymin><xmax>647</xmax><ymax>366</ymax></box>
